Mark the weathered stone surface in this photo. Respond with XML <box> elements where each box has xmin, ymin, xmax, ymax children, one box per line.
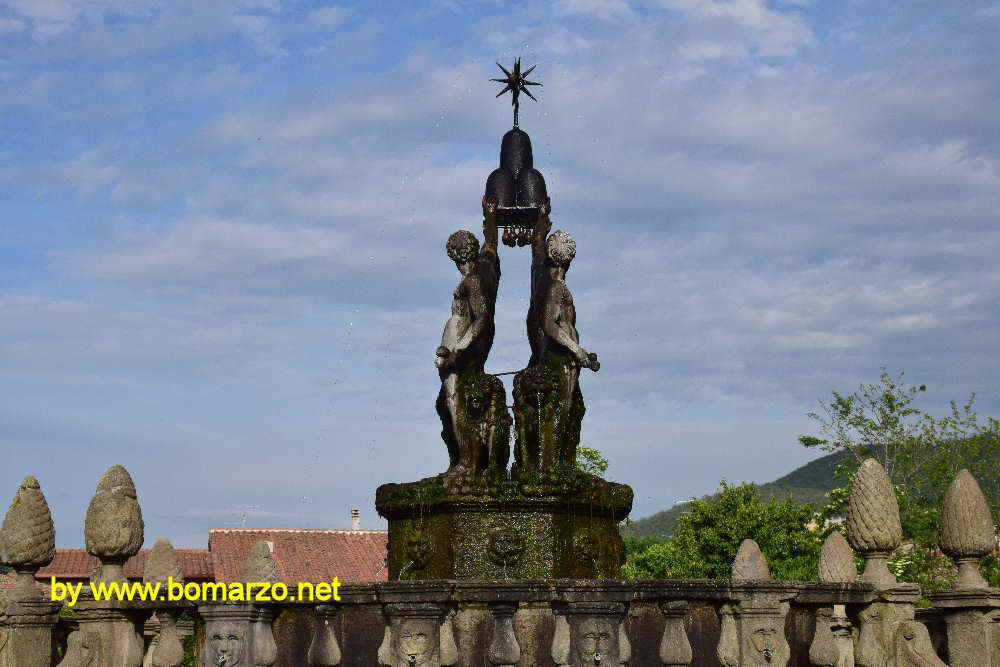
<box><xmin>731</xmin><ymin>539</ymin><xmax>771</xmax><ymax>583</ymax></box>
<box><xmin>249</xmin><ymin>608</ymin><xmax>278</xmax><ymax>666</ymax></box>
<box><xmin>808</xmin><ymin>607</ymin><xmax>853</xmax><ymax>667</ymax></box>
<box><xmin>513</xmin><ymin>211</ymin><xmax>600</xmax><ymax>478</ymax></box>
<box><xmin>308</xmin><ymin>605</ymin><xmax>342</xmax><ymax>666</ymax></box>
<box><xmin>436</xmin><ymin>198</ymin><xmax>506</xmax><ymax>484</ymax></box>
<box><xmin>943</xmin><ymin>609</ymin><xmax>993</xmax><ymax>667</ymax></box>
<box><xmin>659</xmin><ymin>601</ymin><xmax>692</xmax><ymax>666</ymax></box>
<box><xmin>141</xmin><ymin>539</ymin><xmax>186</xmax><ymax>667</ymax></box>
<box><xmin>145</xmin><ymin>612</ymin><xmax>185</xmax><ymax>667</ymax></box>
<box><xmin>818</xmin><ymin>531</ymin><xmax>857</xmax><ymax>583</ymax></box>
<box><xmin>240</xmin><ymin>540</ymin><xmax>278</xmax><ymax>584</ymax></box>
<box><xmin>144</xmin><ymin>538</ymin><xmax>184</xmax><ymax>585</ymax></box>
<box><xmin>85</xmin><ymin>465</ymin><xmax>144</xmax><ymax>584</ymax></box>
<box><xmin>939</xmin><ymin>469</ymin><xmax>995</xmax><ymax>589</ymax></box>
<box><xmin>378</xmin><ymin>603</ymin><xmax>457</xmax><ymax>666</ymax></box>
<box><xmin>846</xmin><ymin>458</ymin><xmax>902</xmax><ymax>588</ymax></box>
<box><xmin>377</xmin><ymin>474</ymin><xmax>631</xmax><ymax>580</ymax></box>
<box><xmin>0</xmin><ymin>475</ymin><xmax>55</xmax><ymax>579</ymax></box>
<box><xmin>716</xmin><ymin>605</ymin><xmax>739</xmax><ymax>667</ymax></box>
<box><xmin>552</xmin><ymin>602</ymin><xmax>630</xmax><ymax>666</ymax></box>
<box><xmin>485</xmin><ymin>603</ymin><xmax>520</xmax><ymax>666</ymax></box>
<box><xmin>57</xmin><ymin>603</ymin><xmax>146</xmax><ymax>667</ymax></box>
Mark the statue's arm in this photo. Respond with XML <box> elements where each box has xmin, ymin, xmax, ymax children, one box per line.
<box><xmin>482</xmin><ymin>195</ymin><xmax>499</xmax><ymax>255</ymax></box>
<box><xmin>530</xmin><ymin>199</ymin><xmax>551</xmax><ymax>279</ymax></box>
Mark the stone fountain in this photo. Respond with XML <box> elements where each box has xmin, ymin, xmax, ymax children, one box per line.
<box><xmin>376</xmin><ymin>60</ymin><xmax>633</xmax><ymax>581</ymax></box>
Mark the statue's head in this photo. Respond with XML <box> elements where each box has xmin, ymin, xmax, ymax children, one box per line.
<box><xmin>209</xmin><ymin>621</ymin><xmax>245</xmax><ymax>665</ymax></box>
<box><xmin>395</xmin><ymin>617</ymin><xmax>438</xmax><ymax>665</ymax></box>
<box><xmin>446</xmin><ymin>230</ymin><xmax>479</xmax><ymax>265</ymax></box>
<box><xmin>546</xmin><ymin>229</ymin><xmax>576</xmax><ymax>268</ymax></box>
<box><xmin>575</xmin><ymin>617</ymin><xmax>616</xmax><ymax>664</ymax></box>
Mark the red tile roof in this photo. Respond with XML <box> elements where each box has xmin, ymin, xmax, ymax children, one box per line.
<box><xmin>36</xmin><ymin>548</ymin><xmax>214</xmax><ymax>582</ymax></box>
<box><xmin>208</xmin><ymin>529</ymin><xmax>388</xmax><ymax>584</ymax></box>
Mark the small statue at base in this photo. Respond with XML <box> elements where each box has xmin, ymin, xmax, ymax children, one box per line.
<box><xmin>435</xmin><ymin>196</ymin><xmax>510</xmax><ymax>482</ymax></box>
<box><xmin>514</xmin><ymin>203</ymin><xmax>599</xmax><ymax>477</ymax></box>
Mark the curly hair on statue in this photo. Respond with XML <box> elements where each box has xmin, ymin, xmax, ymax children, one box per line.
<box><xmin>546</xmin><ymin>229</ymin><xmax>576</xmax><ymax>267</ymax></box>
<box><xmin>446</xmin><ymin>230</ymin><xmax>480</xmax><ymax>264</ymax></box>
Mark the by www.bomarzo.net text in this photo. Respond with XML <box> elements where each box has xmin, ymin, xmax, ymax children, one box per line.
<box><xmin>50</xmin><ymin>577</ymin><xmax>341</xmax><ymax>608</ymax></box>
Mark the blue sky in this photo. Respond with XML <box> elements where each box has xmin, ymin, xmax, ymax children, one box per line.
<box><xmin>2</xmin><ymin>0</ymin><xmax>998</xmax><ymax>547</ymax></box>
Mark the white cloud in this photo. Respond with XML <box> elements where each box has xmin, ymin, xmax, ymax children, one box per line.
<box><xmin>554</xmin><ymin>0</ymin><xmax>632</xmax><ymax>19</ymax></box>
<box><xmin>310</xmin><ymin>5</ymin><xmax>349</xmax><ymax>27</ymax></box>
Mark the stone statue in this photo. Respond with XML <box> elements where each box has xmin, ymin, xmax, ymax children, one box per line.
<box><xmin>206</xmin><ymin>621</ymin><xmax>246</xmax><ymax>666</ymax></box>
<box><xmin>435</xmin><ymin>195</ymin><xmax>509</xmax><ymax>481</ymax></box>
<box><xmin>514</xmin><ymin>203</ymin><xmax>599</xmax><ymax>475</ymax></box>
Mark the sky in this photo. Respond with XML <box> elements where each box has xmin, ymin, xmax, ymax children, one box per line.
<box><xmin>1</xmin><ymin>0</ymin><xmax>998</xmax><ymax>548</ymax></box>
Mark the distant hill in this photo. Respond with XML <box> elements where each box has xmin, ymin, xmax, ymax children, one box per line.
<box><xmin>621</xmin><ymin>451</ymin><xmax>850</xmax><ymax>539</ymax></box>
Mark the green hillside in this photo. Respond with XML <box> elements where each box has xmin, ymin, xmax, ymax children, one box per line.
<box><xmin>621</xmin><ymin>451</ymin><xmax>850</xmax><ymax>539</ymax></box>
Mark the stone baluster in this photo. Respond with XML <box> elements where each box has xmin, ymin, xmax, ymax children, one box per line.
<box><xmin>846</xmin><ymin>459</ymin><xmax>944</xmax><ymax>667</ymax></box>
<box><xmin>200</xmin><ymin>540</ymin><xmax>279</xmax><ymax>667</ymax></box>
<box><xmin>928</xmin><ymin>470</ymin><xmax>1000</xmax><ymax>667</ymax></box>
<box><xmin>809</xmin><ymin>531</ymin><xmax>856</xmax><ymax>667</ymax></box>
<box><xmin>308</xmin><ymin>604</ymin><xmax>341</xmax><ymax>666</ymax></box>
<box><xmin>551</xmin><ymin>601</ymin><xmax>630</xmax><ymax>666</ymax></box>
<box><xmin>717</xmin><ymin>539</ymin><xmax>791</xmax><ymax>666</ymax></box>
<box><xmin>59</xmin><ymin>465</ymin><xmax>147</xmax><ymax>667</ymax></box>
<box><xmin>142</xmin><ymin>538</ymin><xmax>185</xmax><ymax>667</ymax></box>
<box><xmin>486</xmin><ymin>602</ymin><xmax>520</xmax><ymax>666</ymax></box>
<box><xmin>377</xmin><ymin>602</ymin><xmax>457</xmax><ymax>666</ymax></box>
<box><xmin>658</xmin><ymin>600</ymin><xmax>692</xmax><ymax>666</ymax></box>
<box><xmin>846</xmin><ymin>458</ymin><xmax>902</xmax><ymax>589</ymax></box>
<box><xmin>0</xmin><ymin>475</ymin><xmax>61</xmax><ymax>666</ymax></box>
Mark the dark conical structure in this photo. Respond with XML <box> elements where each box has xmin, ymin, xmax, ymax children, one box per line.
<box><xmin>484</xmin><ymin>127</ymin><xmax>548</xmax><ymax>237</ymax></box>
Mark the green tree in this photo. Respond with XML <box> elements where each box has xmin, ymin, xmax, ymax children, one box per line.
<box><xmin>800</xmin><ymin>370</ymin><xmax>1000</xmax><ymax>588</ymax></box>
<box><xmin>575</xmin><ymin>446</ymin><xmax>609</xmax><ymax>477</ymax></box>
<box><xmin>623</xmin><ymin>482</ymin><xmax>822</xmax><ymax>581</ymax></box>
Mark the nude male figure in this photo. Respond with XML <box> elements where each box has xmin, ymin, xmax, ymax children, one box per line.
<box><xmin>434</xmin><ymin>196</ymin><xmax>501</xmax><ymax>476</ymax></box>
<box><xmin>517</xmin><ymin>201</ymin><xmax>598</xmax><ymax>470</ymax></box>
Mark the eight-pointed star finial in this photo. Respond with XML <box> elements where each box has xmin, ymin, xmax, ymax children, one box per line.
<box><xmin>491</xmin><ymin>58</ymin><xmax>542</xmax><ymax>127</ymax></box>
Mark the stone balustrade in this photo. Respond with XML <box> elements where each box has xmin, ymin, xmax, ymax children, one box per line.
<box><xmin>1</xmin><ymin>459</ymin><xmax>996</xmax><ymax>666</ymax></box>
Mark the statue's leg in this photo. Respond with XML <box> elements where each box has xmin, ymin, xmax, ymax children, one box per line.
<box><xmin>556</xmin><ymin>364</ymin><xmax>580</xmax><ymax>468</ymax></box>
<box><xmin>565</xmin><ymin>380</ymin><xmax>585</xmax><ymax>469</ymax></box>
<box><xmin>436</xmin><ymin>380</ymin><xmax>459</xmax><ymax>472</ymax></box>
<box><xmin>444</xmin><ymin>372</ymin><xmax>470</xmax><ymax>475</ymax></box>
<box><xmin>511</xmin><ymin>370</ymin><xmax>537</xmax><ymax>476</ymax></box>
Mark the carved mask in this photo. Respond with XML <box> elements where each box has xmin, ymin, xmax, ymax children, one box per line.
<box><xmin>751</xmin><ymin>627</ymin><xmax>776</xmax><ymax>662</ymax></box>
<box><xmin>208</xmin><ymin>622</ymin><xmax>245</xmax><ymax>666</ymax></box>
<box><xmin>395</xmin><ymin>618</ymin><xmax>438</xmax><ymax>666</ymax></box>
<box><xmin>575</xmin><ymin>617</ymin><xmax>616</xmax><ymax>665</ymax></box>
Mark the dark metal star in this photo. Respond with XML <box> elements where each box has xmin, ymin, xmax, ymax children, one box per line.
<box><xmin>491</xmin><ymin>58</ymin><xmax>542</xmax><ymax>128</ymax></box>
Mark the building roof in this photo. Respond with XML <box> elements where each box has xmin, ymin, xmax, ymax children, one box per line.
<box><xmin>35</xmin><ymin>548</ymin><xmax>214</xmax><ymax>582</ymax></box>
<box><xmin>208</xmin><ymin>528</ymin><xmax>388</xmax><ymax>584</ymax></box>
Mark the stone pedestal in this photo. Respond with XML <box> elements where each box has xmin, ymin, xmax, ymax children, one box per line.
<box><xmin>0</xmin><ymin>580</ymin><xmax>61</xmax><ymax>667</ymax></box>
<box><xmin>60</xmin><ymin>598</ymin><xmax>147</xmax><ymax>667</ymax></box>
<box><xmin>928</xmin><ymin>588</ymin><xmax>1000</xmax><ymax>667</ymax></box>
<box><xmin>376</xmin><ymin>473</ymin><xmax>632</xmax><ymax>580</ymax></box>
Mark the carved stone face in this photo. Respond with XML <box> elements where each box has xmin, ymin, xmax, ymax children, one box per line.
<box><xmin>575</xmin><ymin>617</ymin><xmax>616</xmax><ymax>664</ymax></box>
<box><xmin>394</xmin><ymin>618</ymin><xmax>438</xmax><ymax>665</ymax></box>
<box><xmin>751</xmin><ymin>626</ymin><xmax>776</xmax><ymax>662</ymax></box>
<box><xmin>208</xmin><ymin>622</ymin><xmax>245</xmax><ymax>666</ymax></box>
